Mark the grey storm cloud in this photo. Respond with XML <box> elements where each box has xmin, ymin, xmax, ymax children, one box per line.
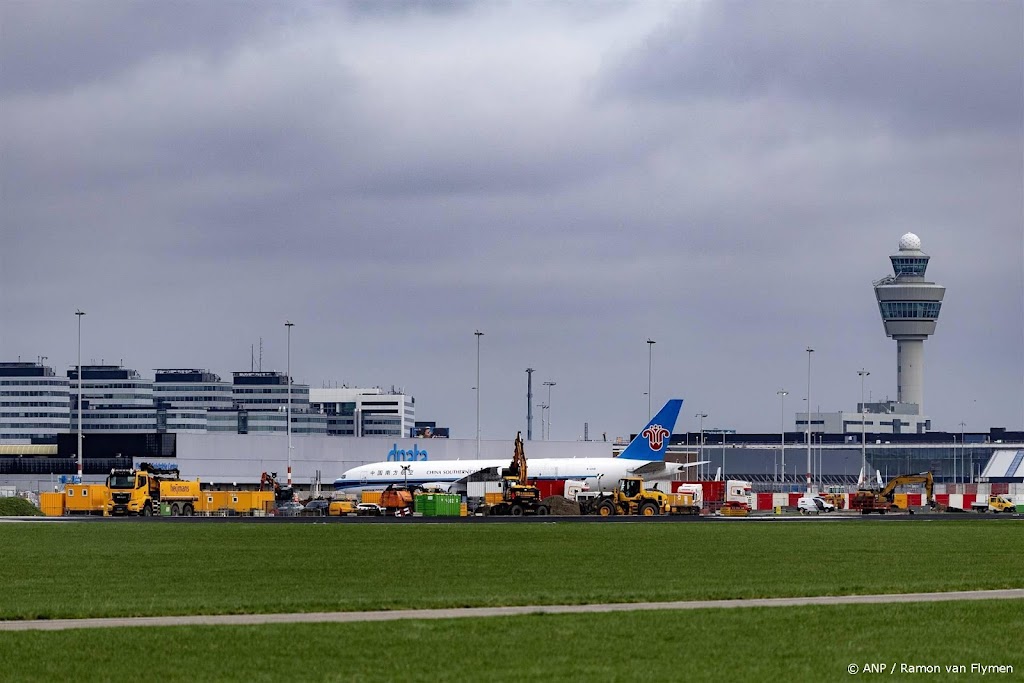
<box><xmin>1</xmin><ymin>1</ymin><xmax>1021</xmax><ymax>438</ymax></box>
<box><xmin>605</xmin><ymin>1</ymin><xmax>1024</xmax><ymax>133</ymax></box>
<box><xmin>0</xmin><ymin>0</ymin><xmax>290</xmax><ymax>96</ymax></box>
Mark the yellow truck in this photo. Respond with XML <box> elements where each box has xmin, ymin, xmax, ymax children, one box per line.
<box><xmin>106</xmin><ymin>464</ymin><xmax>201</xmax><ymax>516</ymax></box>
<box><xmin>970</xmin><ymin>495</ymin><xmax>1017</xmax><ymax>514</ymax></box>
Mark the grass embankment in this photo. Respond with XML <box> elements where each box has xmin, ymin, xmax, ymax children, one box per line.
<box><xmin>0</xmin><ymin>497</ymin><xmax>43</xmax><ymax>516</ymax></box>
<box><xmin>1</xmin><ymin>601</ymin><xmax>1021</xmax><ymax>682</ymax></box>
<box><xmin>2</xmin><ymin>520</ymin><xmax>1021</xmax><ymax>621</ymax></box>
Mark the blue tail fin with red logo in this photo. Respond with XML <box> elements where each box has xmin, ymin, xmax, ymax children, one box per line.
<box><xmin>619</xmin><ymin>399</ymin><xmax>684</xmax><ymax>461</ymax></box>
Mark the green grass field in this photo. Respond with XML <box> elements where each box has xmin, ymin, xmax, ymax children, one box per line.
<box><xmin>1</xmin><ymin>601</ymin><xmax>1021</xmax><ymax>682</ymax></box>
<box><xmin>1</xmin><ymin>520</ymin><xmax>1021</xmax><ymax>620</ymax></box>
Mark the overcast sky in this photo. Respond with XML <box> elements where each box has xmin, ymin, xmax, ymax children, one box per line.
<box><xmin>2</xmin><ymin>1</ymin><xmax>1022</xmax><ymax>440</ymax></box>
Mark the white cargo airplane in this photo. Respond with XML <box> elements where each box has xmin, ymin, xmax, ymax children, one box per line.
<box><xmin>334</xmin><ymin>399</ymin><xmax>703</xmax><ymax>493</ymax></box>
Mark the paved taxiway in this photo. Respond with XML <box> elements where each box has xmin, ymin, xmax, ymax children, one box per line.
<box><xmin>2</xmin><ymin>589</ymin><xmax>1021</xmax><ymax>631</ymax></box>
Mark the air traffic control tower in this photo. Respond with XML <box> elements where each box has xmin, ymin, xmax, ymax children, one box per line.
<box><xmin>873</xmin><ymin>233</ymin><xmax>945</xmax><ymax>414</ymax></box>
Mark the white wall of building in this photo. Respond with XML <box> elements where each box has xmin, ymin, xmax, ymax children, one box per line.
<box><xmin>173</xmin><ymin>433</ymin><xmax>614</xmax><ymax>484</ymax></box>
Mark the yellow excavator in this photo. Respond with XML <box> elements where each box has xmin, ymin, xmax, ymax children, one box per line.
<box><xmin>851</xmin><ymin>472</ymin><xmax>936</xmax><ymax>514</ymax></box>
<box><xmin>480</xmin><ymin>432</ymin><xmax>546</xmax><ymax>516</ymax></box>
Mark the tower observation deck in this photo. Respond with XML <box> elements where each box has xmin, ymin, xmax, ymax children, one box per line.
<box><xmin>873</xmin><ymin>233</ymin><xmax>945</xmax><ymax>415</ymax></box>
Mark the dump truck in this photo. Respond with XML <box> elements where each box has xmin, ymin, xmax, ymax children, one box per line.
<box><xmin>970</xmin><ymin>495</ymin><xmax>1017</xmax><ymax>513</ymax></box>
<box><xmin>379</xmin><ymin>485</ymin><xmax>416</xmax><ymax>516</ymax></box>
<box><xmin>581</xmin><ymin>476</ymin><xmax>669</xmax><ymax>516</ymax></box>
<box><xmin>106</xmin><ymin>463</ymin><xmax>200</xmax><ymax>516</ymax></box>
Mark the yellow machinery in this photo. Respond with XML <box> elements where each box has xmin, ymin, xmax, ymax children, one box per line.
<box><xmin>259</xmin><ymin>471</ymin><xmax>294</xmax><ymax>503</ymax></box>
<box><xmin>106</xmin><ymin>463</ymin><xmax>201</xmax><ymax>516</ymax></box>
<box><xmin>720</xmin><ymin>501</ymin><xmax>750</xmax><ymax>517</ymax></box>
<box><xmin>818</xmin><ymin>492</ymin><xmax>845</xmax><ymax>510</ymax></box>
<box><xmin>480</xmin><ymin>432</ymin><xmax>545</xmax><ymax>516</ymax></box>
<box><xmin>667</xmin><ymin>490</ymin><xmax>701</xmax><ymax>515</ymax></box>
<box><xmin>588</xmin><ymin>476</ymin><xmax>668</xmax><ymax>516</ymax></box>
<box><xmin>851</xmin><ymin>472</ymin><xmax>935</xmax><ymax>514</ymax></box>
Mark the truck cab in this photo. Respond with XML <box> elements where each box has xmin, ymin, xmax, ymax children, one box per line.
<box><xmin>106</xmin><ymin>469</ymin><xmax>153</xmax><ymax>516</ymax></box>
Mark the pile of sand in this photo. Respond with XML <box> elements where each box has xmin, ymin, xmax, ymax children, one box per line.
<box><xmin>541</xmin><ymin>495</ymin><xmax>581</xmax><ymax>515</ymax></box>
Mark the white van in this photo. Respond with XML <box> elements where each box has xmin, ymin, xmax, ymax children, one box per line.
<box><xmin>814</xmin><ymin>496</ymin><xmax>836</xmax><ymax>512</ymax></box>
<box><xmin>797</xmin><ymin>496</ymin><xmax>825</xmax><ymax>515</ymax></box>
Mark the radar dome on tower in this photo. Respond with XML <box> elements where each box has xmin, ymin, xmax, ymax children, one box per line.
<box><xmin>898</xmin><ymin>233</ymin><xmax>922</xmax><ymax>251</ymax></box>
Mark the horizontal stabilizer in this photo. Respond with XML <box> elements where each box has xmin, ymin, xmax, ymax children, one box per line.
<box><xmin>630</xmin><ymin>461</ymin><xmax>667</xmax><ymax>476</ymax></box>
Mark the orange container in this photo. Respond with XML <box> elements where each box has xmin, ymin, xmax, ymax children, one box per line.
<box><xmin>64</xmin><ymin>485</ymin><xmax>107</xmax><ymax>514</ymax></box>
<box><xmin>39</xmin><ymin>492</ymin><xmax>65</xmax><ymax>516</ymax></box>
<box><xmin>361</xmin><ymin>490</ymin><xmax>382</xmax><ymax>505</ymax></box>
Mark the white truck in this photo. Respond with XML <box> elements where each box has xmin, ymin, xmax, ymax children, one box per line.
<box><xmin>669</xmin><ymin>483</ymin><xmax>704</xmax><ymax>515</ymax></box>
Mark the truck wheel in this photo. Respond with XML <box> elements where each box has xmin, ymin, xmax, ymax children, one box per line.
<box><xmin>142</xmin><ymin>504</ymin><xmax>152</xmax><ymax>517</ymax></box>
<box><xmin>640</xmin><ymin>502</ymin><xmax>659</xmax><ymax>516</ymax></box>
<box><xmin>182</xmin><ymin>504</ymin><xmax>193</xmax><ymax>516</ymax></box>
<box><xmin>597</xmin><ymin>500</ymin><xmax>616</xmax><ymax>516</ymax></box>
<box><xmin>535</xmin><ymin>505</ymin><xmax>549</xmax><ymax>516</ymax></box>
<box><xmin>171</xmin><ymin>503</ymin><xmax>181</xmax><ymax>517</ymax></box>
<box><xmin>510</xmin><ymin>504</ymin><xmax>525</xmax><ymax>516</ymax></box>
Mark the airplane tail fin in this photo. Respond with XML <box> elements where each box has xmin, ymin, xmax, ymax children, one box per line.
<box><xmin>619</xmin><ymin>399</ymin><xmax>683</xmax><ymax>461</ymax></box>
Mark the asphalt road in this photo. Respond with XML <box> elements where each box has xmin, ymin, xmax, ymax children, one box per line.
<box><xmin>2</xmin><ymin>511</ymin><xmax>1021</xmax><ymax>524</ymax></box>
<box><xmin>2</xmin><ymin>589</ymin><xmax>1021</xmax><ymax>631</ymax></box>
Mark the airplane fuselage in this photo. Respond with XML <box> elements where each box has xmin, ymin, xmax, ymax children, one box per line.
<box><xmin>335</xmin><ymin>456</ymin><xmax>673</xmax><ymax>493</ymax></box>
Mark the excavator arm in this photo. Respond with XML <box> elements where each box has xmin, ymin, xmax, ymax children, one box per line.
<box><xmin>878</xmin><ymin>472</ymin><xmax>934</xmax><ymax>503</ymax></box>
<box><xmin>512</xmin><ymin>432</ymin><xmax>528</xmax><ymax>486</ymax></box>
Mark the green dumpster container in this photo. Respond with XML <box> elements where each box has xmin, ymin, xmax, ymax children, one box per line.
<box><xmin>160</xmin><ymin>502</ymin><xmax>171</xmax><ymax>516</ymax></box>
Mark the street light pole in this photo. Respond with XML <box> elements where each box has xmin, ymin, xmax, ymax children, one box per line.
<box><xmin>646</xmin><ymin>339</ymin><xmax>655</xmax><ymax>419</ymax></box>
<box><xmin>695</xmin><ymin>413</ymin><xmax>707</xmax><ymax>480</ymax></box>
<box><xmin>475</xmin><ymin>331</ymin><xmax>484</xmax><ymax>458</ymax></box>
<box><xmin>75</xmin><ymin>309</ymin><xmax>85</xmax><ymax>479</ymax></box>
<box><xmin>543</xmin><ymin>381</ymin><xmax>556</xmax><ymax>440</ymax></box>
<box><xmin>525</xmin><ymin>368</ymin><xmax>534</xmax><ymax>440</ymax></box>
<box><xmin>858</xmin><ymin>369</ymin><xmax>870</xmax><ymax>485</ymax></box>
<box><xmin>285</xmin><ymin>321</ymin><xmax>294</xmax><ymax>487</ymax></box>
<box><xmin>777</xmin><ymin>390</ymin><xmax>788</xmax><ymax>486</ymax></box>
<box><xmin>805</xmin><ymin>347</ymin><xmax>814</xmax><ymax>496</ymax></box>
<box><xmin>958</xmin><ymin>421</ymin><xmax>966</xmax><ymax>486</ymax></box>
